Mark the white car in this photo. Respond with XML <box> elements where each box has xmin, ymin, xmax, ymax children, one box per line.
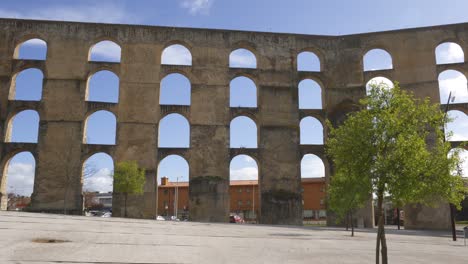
<box><xmin>156</xmin><ymin>215</ymin><xmax>165</xmax><ymax>221</ymax></box>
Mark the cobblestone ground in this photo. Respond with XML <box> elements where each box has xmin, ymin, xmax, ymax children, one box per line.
<box><xmin>0</xmin><ymin>211</ymin><xmax>467</xmax><ymax>264</ymax></box>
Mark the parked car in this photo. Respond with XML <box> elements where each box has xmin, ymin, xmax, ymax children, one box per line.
<box><xmin>229</xmin><ymin>214</ymin><xmax>244</xmax><ymax>223</ymax></box>
<box><xmin>156</xmin><ymin>215</ymin><xmax>165</xmax><ymax>221</ymax></box>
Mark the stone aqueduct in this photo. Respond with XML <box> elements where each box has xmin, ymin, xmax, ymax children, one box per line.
<box><xmin>0</xmin><ymin>18</ymin><xmax>467</xmax><ymax>229</ymax></box>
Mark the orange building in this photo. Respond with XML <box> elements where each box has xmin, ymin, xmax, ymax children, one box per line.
<box><xmin>157</xmin><ymin>177</ymin><xmax>326</xmax><ymax>222</ymax></box>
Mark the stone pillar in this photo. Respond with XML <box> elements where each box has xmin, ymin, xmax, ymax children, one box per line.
<box><xmin>188</xmin><ymin>45</ymin><xmax>230</xmax><ymax>222</ymax></box>
<box><xmin>112</xmin><ymin>42</ymin><xmax>160</xmax><ymax>219</ymax></box>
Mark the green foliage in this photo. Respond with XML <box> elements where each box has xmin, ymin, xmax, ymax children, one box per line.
<box><xmin>326</xmin><ymin>82</ymin><xmax>466</xmax><ymax>216</ymax></box>
<box><xmin>113</xmin><ymin>161</ymin><xmax>146</xmax><ymax>196</ymax></box>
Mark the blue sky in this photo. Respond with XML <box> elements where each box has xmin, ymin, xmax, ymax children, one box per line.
<box><xmin>2</xmin><ymin>0</ymin><xmax>468</xmax><ymax>195</ymax></box>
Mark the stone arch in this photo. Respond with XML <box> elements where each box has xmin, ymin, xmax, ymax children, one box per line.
<box><xmin>297</xmin><ymin>51</ymin><xmax>321</xmax><ymax>72</ymax></box>
<box><xmin>161</xmin><ymin>44</ymin><xmax>192</xmax><ymax>66</ymax></box>
<box><xmin>301</xmin><ymin>154</ymin><xmax>325</xmax><ymax>178</ymax></box>
<box><xmin>86</xmin><ymin>70</ymin><xmax>119</xmax><ymax>103</ymax></box>
<box><xmin>229</xmin><ymin>48</ymin><xmax>257</xmax><ymax>68</ymax></box>
<box><xmin>435</xmin><ymin>42</ymin><xmax>465</xmax><ymax>65</ymax></box>
<box><xmin>14</xmin><ymin>38</ymin><xmax>47</xmax><ymax>60</ymax></box>
<box><xmin>160</xmin><ymin>73</ymin><xmax>191</xmax><ymax>105</ymax></box>
<box><xmin>82</xmin><ymin>152</ymin><xmax>114</xmax><ymax>206</ymax></box>
<box><xmin>300</xmin><ymin>116</ymin><xmax>324</xmax><ymax>145</ymax></box>
<box><xmin>230</xmin><ymin>76</ymin><xmax>257</xmax><ymax>108</ymax></box>
<box><xmin>438</xmin><ymin>70</ymin><xmax>468</xmax><ymax>104</ymax></box>
<box><xmin>5</xmin><ymin>110</ymin><xmax>40</xmax><ymax>143</ymax></box>
<box><xmin>88</xmin><ymin>40</ymin><xmax>121</xmax><ymax>63</ymax></box>
<box><xmin>229</xmin><ymin>154</ymin><xmax>259</xmax><ymax>222</ymax></box>
<box><xmin>230</xmin><ymin>116</ymin><xmax>258</xmax><ymax>148</ymax></box>
<box><xmin>298</xmin><ymin>78</ymin><xmax>322</xmax><ymax>109</ymax></box>
<box><xmin>157</xmin><ymin>154</ymin><xmax>190</xmax><ymax>218</ymax></box>
<box><xmin>363</xmin><ymin>48</ymin><xmax>393</xmax><ymax>71</ymax></box>
<box><xmin>158</xmin><ymin>113</ymin><xmax>190</xmax><ymax>148</ymax></box>
<box><xmin>9</xmin><ymin>68</ymin><xmax>43</xmax><ymax>101</ymax></box>
<box><xmin>445</xmin><ymin>110</ymin><xmax>468</xmax><ymax>141</ymax></box>
<box><xmin>83</xmin><ymin>110</ymin><xmax>117</xmax><ymax>145</ymax></box>
<box><xmin>366</xmin><ymin>76</ymin><xmax>394</xmax><ymax>95</ymax></box>
<box><xmin>0</xmin><ymin>151</ymin><xmax>36</xmax><ymax>210</ymax></box>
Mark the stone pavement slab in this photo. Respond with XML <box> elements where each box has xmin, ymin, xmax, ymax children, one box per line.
<box><xmin>0</xmin><ymin>211</ymin><xmax>467</xmax><ymax>263</ymax></box>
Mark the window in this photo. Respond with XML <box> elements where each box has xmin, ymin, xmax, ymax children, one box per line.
<box><xmin>229</xmin><ymin>49</ymin><xmax>256</xmax><ymax>68</ymax></box>
<box><xmin>161</xmin><ymin>44</ymin><xmax>192</xmax><ymax>66</ymax></box>
<box><xmin>435</xmin><ymin>42</ymin><xmax>464</xmax><ymax>65</ymax></box>
<box><xmin>89</xmin><ymin>40</ymin><xmax>121</xmax><ymax>63</ymax></box>
<box><xmin>363</xmin><ymin>49</ymin><xmax>393</xmax><ymax>71</ymax></box>
<box><xmin>297</xmin><ymin>51</ymin><xmax>320</xmax><ymax>71</ymax></box>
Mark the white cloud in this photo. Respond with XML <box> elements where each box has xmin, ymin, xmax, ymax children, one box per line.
<box><xmin>161</xmin><ymin>45</ymin><xmax>192</xmax><ymax>65</ymax></box>
<box><xmin>6</xmin><ymin>162</ymin><xmax>35</xmax><ymax>196</ymax></box>
<box><xmin>84</xmin><ymin>168</ymin><xmax>113</xmax><ymax>193</ymax></box>
<box><xmin>436</xmin><ymin>43</ymin><xmax>464</xmax><ymax>64</ymax></box>
<box><xmin>230</xmin><ymin>167</ymin><xmax>258</xmax><ymax>181</ymax></box>
<box><xmin>229</xmin><ymin>49</ymin><xmax>257</xmax><ymax>68</ymax></box>
<box><xmin>366</xmin><ymin>77</ymin><xmax>394</xmax><ymax>94</ymax></box>
<box><xmin>180</xmin><ymin>0</ymin><xmax>213</xmax><ymax>15</ymax></box>
<box><xmin>0</xmin><ymin>3</ymin><xmax>140</xmax><ymax>24</ymax></box>
<box><xmin>90</xmin><ymin>41</ymin><xmax>121</xmax><ymax>62</ymax></box>
<box><xmin>301</xmin><ymin>155</ymin><xmax>325</xmax><ymax>178</ymax></box>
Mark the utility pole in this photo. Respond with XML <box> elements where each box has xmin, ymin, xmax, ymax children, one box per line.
<box><xmin>174</xmin><ymin>176</ymin><xmax>179</xmax><ymax>219</ymax></box>
<box><xmin>252</xmin><ymin>183</ymin><xmax>255</xmax><ymax>221</ymax></box>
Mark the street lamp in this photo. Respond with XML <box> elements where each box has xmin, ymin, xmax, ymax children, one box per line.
<box><xmin>444</xmin><ymin>91</ymin><xmax>457</xmax><ymax>241</ymax></box>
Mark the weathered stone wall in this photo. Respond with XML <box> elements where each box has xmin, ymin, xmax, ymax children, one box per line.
<box><xmin>0</xmin><ymin>18</ymin><xmax>466</xmax><ymax>228</ymax></box>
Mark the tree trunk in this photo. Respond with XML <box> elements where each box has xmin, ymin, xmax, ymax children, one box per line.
<box><xmin>63</xmin><ymin>186</ymin><xmax>68</xmax><ymax>215</ymax></box>
<box><xmin>376</xmin><ymin>191</ymin><xmax>388</xmax><ymax>264</ymax></box>
<box><xmin>124</xmin><ymin>193</ymin><xmax>128</xmax><ymax>218</ymax></box>
<box><xmin>346</xmin><ymin>211</ymin><xmax>349</xmax><ymax>231</ymax></box>
<box><xmin>351</xmin><ymin>210</ymin><xmax>354</xmax><ymax>237</ymax></box>
<box><xmin>397</xmin><ymin>208</ymin><xmax>400</xmax><ymax>230</ymax></box>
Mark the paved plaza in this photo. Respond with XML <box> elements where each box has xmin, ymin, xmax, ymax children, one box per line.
<box><xmin>0</xmin><ymin>211</ymin><xmax>467</xmax><ymax>264</ymax></box>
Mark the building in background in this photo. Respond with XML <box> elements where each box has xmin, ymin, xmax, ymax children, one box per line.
<box><xmin>157</xmin><ymin>177</ymin><xmax>327</xmax><ymax>223</ymax></box>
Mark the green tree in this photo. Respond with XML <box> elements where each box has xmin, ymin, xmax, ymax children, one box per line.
<box><xmin>113</xmin><ymin>161</ymin><xmax>146</xmax><ymax>217</ymax></box>
<box><xmin>326</xmin><ymin>82</ymin><xmax>466</xmax><ymax>264</ymax></box>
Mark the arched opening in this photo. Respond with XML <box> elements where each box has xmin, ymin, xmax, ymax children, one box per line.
<box><xmin>82</xmin><ymin>152</ymin><xmax>114</xmax><ymax>215</ymax></box>
<box><xmin>87</xmin><ymin>70</ymin><xmax>119</xmax><ymax>103</ymax></box>
<box><xmin>363</xmin><ymin>49</ymin><xmax>393</xmax><ymax>71</ymax></box>
<box><xmin>435</xmin><ymin>42</ymin><xmax>464</xmax><ymax>65</ymax></box>
<box><xmin>15</xmin><ymin>38</ymin><xmax>47</xmax><ymax>60</ymax></box>
<box><xmin>84</xmin><ymin>110</ymin><xmax>117</xmax><ymax>145</ymax></box>
<box><xmin>10</xmin><ymin>68</ymin><xmax>43</xmax><ymax>101</ymax></box>
<box><xmin>229</xmin><ymin>48</ymin><xmax>256</xmax><ymax>68</ymax></box>
<box><xmin>230</xmin><ymin>116</ymin><xmax>257</xmax><ymax>148</ymax></box>
<box><xmin>158</xmin><ymin>114</ymin><xmax>190</xmax><ymax>148</ymax></box>
<box><xmin>89</xmin><ymin>40</ymin><xmax>121</xmax><ymax>63</ymax></box>
<box><xmin>301</xmin><ymin>154</ymin><xmax>327</xmax><ymax>222</ymax></box>
<box><xmin>298</xmin><ymin>79</ymin><xmax>322</xmax><ymax>109</ymax></box>
<box><xmin>0</xmin><ymin>152</ymin><xmax>35</xmax><ymax>211</ymax></box>
<box><xmin>160</xmin><ymin>73</ymin><xmax>191</xmax><ymax>105</ymax></box>
<box><xmin>438</xmin><ymin>70</ymin><xmax>468</xmax><ymax>104</ymax></box>
<box><xmin>300</xmin><ymin>116</ymin><xmax>323</xmax><ymax>145</ymax></box>
<box><xmin>6</xmin><ymin>110</ymin><xmax>39</xmax><ymax>143</ymax></box>
<box><xmin>301</xmin><ymin>154</ymin><xmax>325</xmax><ymax>178</ymax></box>
<box><xmin>157</xmin><ymin>155</ymin><xmax>189</xmax><ymax>219</ymax></box>
<box><xmin>366</xmin><ymin>76</ymin><xmax>394</xmax><ymax>95</ymax></box>
<box><xmin>230</xmin><ymin>76</ymin><xmax>257</xmax><ymax>108</ymax></box>
<box><xmin>297</xmin><ymin>51</ymin><xmax>320</xmax><ymax>71</ymax></box>
<box><xmin>448</xmin><ymin>148</ymin><xmax>468</xmax><ymax>178</ymax></box>
<box><xmin>230</xmin><ymin>155</ymin><xmax>259</xmax><ymax>223</ymax></box>
<box><xmin>161</xmin><ymin>44</ymin><xmax>192</xmax><ymax>66</ymax></box>
<box><xmin>445</xmin><ymin>110</ymin><xmax>468</xmax><ymax>141</ymax></box>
